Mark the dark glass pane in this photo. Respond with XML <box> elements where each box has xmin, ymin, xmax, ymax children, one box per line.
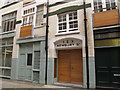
<box><xmin>6</xmin><ymin>22</ymin><xmax>9</xmax><ymax>31</ymax></box>
<box><xmin>27</xmin><ymin>54</ymin><xmax>32</xmax><ymax>66</ymax></box>
<box><xmin>74</xmin><ymin>24</ymin><xmax>78</xmax><ymax>28</ymax></box>
<box><xmin>59</xmin><ymin>26</ymin><xmax>62</xmax><ymax>30</ymax></box>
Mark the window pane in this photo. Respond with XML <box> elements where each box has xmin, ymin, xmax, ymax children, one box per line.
<box><xmin>111</xmin><ymin>0</ymin><xmax>116</xmax><ymax>9</ymax></box>
<box><xmin>69</xmin><ymin>12</ymin><xmax>77</xmax><ymax>20</ymax></box>
<box><xmin>36</xmin><ymin>5</ymin><xmax>43</xmax><ymax>26</ymax></box>
<box><xmin>10</xmin><ymin>21</ymin><xmax>13</xmax><ymax>31</ymax></box>
<box><xmin>34</xmin><ymin>51</ymin><xmax>40</xmax><ymax>69</ymax></box>
<box><xmin>7</xmin><ymin>21</ymin><xmax>10</xmax><ymax>31</ymax></box>
<box><xmin>99</xmin><ymin>5</ymin><xmax>103</xmax><ymax>12</ymax></box>
<box><xmin>63</xmin><ymin>23</ymin><xmax>67</xmax><ymax>29</ymax></box>
<box><xmin>29</xmin><ymin>15</ymin><xmax>34</xmax><ymax>25</ymax></box>
<box><xmin>27</xmin><ymin>54</ymin><xmax>32</xmax><ymax>66</ymax></box>
<box><xmin>36</xmin><ymin>11</ymin><xmax>43</xmax><ymax>26</ymax></box>
<box><xmin>5</xmin><ymin>47</ymin><xmax>12</xmax><ymax>67</ymax></box>
<box><xmin>13</xmin><ymin>19</ymin><xmax>16</xmax><ymax>30</ymax></box>
<box><xmin>106</xmin><ymin>0</ymin><xmax>111</xmax><ymax>10</ymax></box>
<box><xmin>2</xmin><ymin>48</ymin><xmax>5</xmax><ymax>66</ymax></box>
<box><xmin>94</xmin><ymin>6</ymin><xmax>98</xmax><ymax>13</ymax></box>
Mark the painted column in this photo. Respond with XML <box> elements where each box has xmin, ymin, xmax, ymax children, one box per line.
<box><xmin>87</xmin><ymin>8</ymin><xmax>96</xmax><ymax>88</ymax></box>
<box><xmin>39</xmin><ymin>41</ymin><xmax>46</xmax><ymax>84</ymax></box>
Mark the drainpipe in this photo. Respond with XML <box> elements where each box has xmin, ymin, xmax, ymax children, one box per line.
<box><xmin>45</xmin><ymin>0</ymin><xmax>49</xmax><ymax>85</ymax></box>
<box><xmin>83</xmin><ymin>0</ymin><xmax>89</xmax><ymax>89</ymax></box>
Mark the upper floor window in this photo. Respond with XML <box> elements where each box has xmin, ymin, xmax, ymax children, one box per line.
<box><xmin>106</xmin><ymin>0</ymin><xmax>116</xmax><ymax>10</ymax></box>
<box><xmin>23</xmin><ymin>7</ymin><xmax>35</xmax><ymax>26</ymax></box>
<box><xmin>23</xmin><ymin>7</ymin><xmax>35</xmax><ymax>15</ymax></box>
<box><xmin>58</xmin><ymin>11</ymin><xmax>78</xmax><ymax>33</ymax></box>
<box><xmin>93</xmin><ymin>0</ymin><xmax>116</xmax><ymax>13</ymax></box>
<box><xmin>36</xmin><ymin>5</ymin><xmax>44</xmax><ymax>26</ymax></box>
<box><xmin>2</xmin><ymin>11</ymin><xmax>17</xmax><ymax>32</ymax></box>
<box><xmin>94</xmin><ymin>0</ymin><xmax>103</xmax><ymax>13</ymax></box>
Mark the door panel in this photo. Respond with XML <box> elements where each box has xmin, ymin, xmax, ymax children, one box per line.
<box><xmin>58</xmin><ymin>49</ymin><xmax>83</xmax><ymax>84</ymax></box>
<box><xmin>18</xmin><ymin>54</ymin><xmax>26</xmax><ymax>80</ymax></box>
<box><xmin>58</xmin><ymin>50</ymin><xmax>71</xmax><ymax>83</ymax></box>
<box><xmin>71</xmin><ymin>50</ymin><xmax>83</xmax><ymax>84</ymax></box>
<box><xmin>95</xmin><ymin>47</ymin><xmax>120</xmax><ymax>88</ymax></box>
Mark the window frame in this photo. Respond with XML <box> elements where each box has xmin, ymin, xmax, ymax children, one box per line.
<box><xmin>57</xmin><ymin>11</ymin><xmax>78</xmax><ymax>34</ymax></box>
<box><xmin>27</xmin><ymin>53</ymin><xmax>32</xmax><ymax>66</ymax></box>
<box><xmin>35</xmin><ymin>5</ymin><xmax>44</xmax><ymax>27</ymax></box>
<box><xmin>93</xmin><ymin>0</ymin><xmax>117</xmax><ymax>13</ymax></box>
<box><xmin>2</xmin><ymin>11</ymin><xmax>17</xmax><ymax>32</ymax></box>
<box><xmin>22</xmin><ymin>7</ymin><xmax>35</xmax><ymax>26</ymax></box>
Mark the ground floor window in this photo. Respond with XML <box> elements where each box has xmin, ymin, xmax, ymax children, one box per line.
<box><xmin>0</xmin><ymin>46</ymin><xmax>12</xmax><ymax>78</ymax></box>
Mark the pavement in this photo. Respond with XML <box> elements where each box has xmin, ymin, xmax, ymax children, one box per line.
<box><xmin>0</xmin><ymin>78</ymin><xmax>111</xmax><ymax>90</ymax></box>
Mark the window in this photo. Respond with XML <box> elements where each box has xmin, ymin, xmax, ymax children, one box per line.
<box><xmin>36</xmin><ymin>5</ymin><xmax>44</xmax><ymax>26</ymax></box>
<box><xmin>1</xmin><ymin>46</ymin><xmax>12</xmax><ymax>72</ymax></box>
<box><xmin>94</xmin><ymin>0</ymin><xmax>103</xmax><ymax>13</ymax></box>
<box><xmin>34</xmin><ymin>51</ymin><xmax>40</xmax><ymax>69</ymax></box>
<box><xmin>58</xmin><ymin>11</ymin><xmax>78</xmax><ymax>33</ymax></box>
<box><xmin>106</xmin><ymin>0</ymin><xmax>116</xmax><ymax>10</ymax></box>
<box><xmin>23</xmin><ymin>7</ymin><xmax>35</xmax><ymax>26</ymax></box>
<box><xmin>2</xmin><ymin>11</ymin><xmax>17</xmax><ymax>32</ymax></box>
<box><xmin>27</xmin><ymin>53</ymin><xmax>32</xmax><ymax>66</ymax></box>
<box><xmin>93</xmin><ymin>0</ymin><xmax>116</xmax><ymax>13</ymax></box>
<box><xmin>23</xmin><ymin>14</ymin><xmax>34</xmax><ymax>26</ymax></box>
<box><xmin>23</xmin><ymin>7</ymin><xmax>35</xmax><ymax>15</ymax></box>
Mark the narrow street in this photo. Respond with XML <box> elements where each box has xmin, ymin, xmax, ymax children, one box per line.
<box><xmin>0</xmin><ymin>78</ymin><xmax>102</xmax><ymax>90</ymax></box>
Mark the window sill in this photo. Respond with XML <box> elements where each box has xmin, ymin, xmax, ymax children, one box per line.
<box><xmin>0</xmin><ymin>66</ymin><xmax>11</xmax><ymax>69</ymax></box>
<box><xmin>0</xmin><ymin>30</ymin><xmax>16</xmax><ymax>35</ymax></box>
<box><xmin>55</xmin><ymin>30</ymin><xmax>80</xmax><ymax>36</ymax></box>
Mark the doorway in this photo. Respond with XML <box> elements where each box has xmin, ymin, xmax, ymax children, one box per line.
<box><xmin>58</xmin><ymin>49</ymin><xmax>83</xmax><ymax>84</ymax></box>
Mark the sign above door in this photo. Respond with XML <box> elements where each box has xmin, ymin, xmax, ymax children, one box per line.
<box><xmin>55</xmin><ymin>38</ymin><xmax>82</xmax><ymax>50</ymax></box>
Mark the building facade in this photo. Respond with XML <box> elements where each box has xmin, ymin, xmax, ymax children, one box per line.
<box><xmin>92</xmin><ymin>0</ymin><xmax>120</xmax><ymax>88</ymax></box>
<box><xmin>0</xmin><ymin>0</ymin><xmax>120</xmax><ymax>89</ymax></box>
<box><xmin>15</xmin><ymin>0</ymin><xmax>47</xmax><ymax>84</ymax></box>
<box><xmin>0</xmin><ymin>0</ymin><xmax>23</xmax><ymax>79</ymax></box>
<box><xmin>47</xmin><ymin>0</ymin><xmax>95</xmax><ymax>88</ymax></box>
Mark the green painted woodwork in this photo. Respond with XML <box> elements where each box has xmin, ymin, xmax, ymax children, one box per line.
<box><xmin>94</xmin><ymin>27</ymin><xmax>120</xmax><ymax>34</ymax></box>
<box><xmin>49</xmin><ymin>2</ymin><xmax>66</xmax><ymax>7</ymax></box>
<box><xmin>44</xmin><ymin>3</ymin><xmax>91</xmax><ymax>18</ymax></box>
<box><xmin>47</xmin><ymin>58</ymin><xmax>54</xmax><ymax>84</ymax></box>
<box><xmin>95</xmin><ymin>47</ymin><xmax>120</xmax><ymax>88</ymax></box>
<box><xmin>17</xmin><ymin>38</ymin><xmax>46</xmax><ymax>84</ymax></box>
<box><xmin>39</xmin><ymin>41</ymin><xmax>46</xmax><ymax>84</ymax></box>
<box><xmin>95</xmin><ymin>38</ymin><xmax>120</xmax><ymax>47</ymax></box>
<box><xmin>49</xmin><ymin>0</ymin><xmax>76</xmax><ymax>7</ymax></box>
<box><xmin>83</xmin><ymin>57</ymin><xmax>96</xmax><ymax>88</ymax></box>
<box><xmin>16</xmin><ymin>36</ymin><xmax>45</xmax><ymax>44</ymax></box>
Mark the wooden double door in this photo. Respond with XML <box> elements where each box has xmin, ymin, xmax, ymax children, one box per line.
<box><xmin>58</xmin><ymin>49</ymin><xmax>83</xmax><ymax>84</ymax></box>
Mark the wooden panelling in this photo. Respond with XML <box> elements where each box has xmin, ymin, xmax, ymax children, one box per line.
<box><xmin>58</xmin><ymin>51</ymin><xmax>71</xmax><ymax>83</ymax></box>
<box><xmin>93</xmin><ymin>9</ymin><xmax>119</xmax><ymax>27</ymax></box>
<box><xmin>20</xmin><ymin>25</ymin><xmax>33</xmax><ymax>38</ymax></box>
<box><xmin>70</xmin><ymin>49</ymin><xmax>83</xmax><ymax>84</ymax></box>
<box><xmin>58</xmin><ymin>49</ymin><xmax>83</xmax><ymax>84</ymax></box>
